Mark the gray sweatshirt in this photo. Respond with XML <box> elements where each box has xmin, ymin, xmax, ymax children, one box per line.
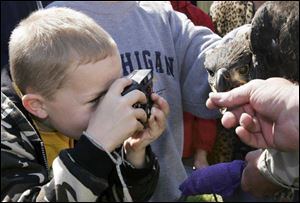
<box><xmin>47</xmin><ymin>1</ymin><xmax>240</xmax><ymax>201</ymax></box>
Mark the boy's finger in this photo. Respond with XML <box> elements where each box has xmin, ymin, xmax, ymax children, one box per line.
<box><xmin>148</xmin><ymin>115</ymin><xmax>159</xmax><ymax>132</ymax></box>
<box><xmin>151</xmin><ymin>93</ymin><xmax>169</xmax><ymax>116</ymax></box>
<box><xmin>134</xmin><ymin>108</ymin><xmax>148</xmax><ymax>124</ymax></box>
<box><xmin>125</xmin><ymin>90</ymin><xmax>147</xmax><ymax>106</ymax></box>
<box><xmin>151</xmin><ymin>107</ymin><xmax>166</xmax><ymax>128</ymax></box>
<box><xmin>110</xmin><ymin>78</ymin><xmax>132</xmax><ymax>94</ymax></box>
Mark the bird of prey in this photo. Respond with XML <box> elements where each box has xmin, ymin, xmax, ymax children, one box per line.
<box><xmin>205</xmin><ymin>1</ymin><xmax>299</xmax><ymax>166</ymax></box>
<box><xmin>204</xmin><ymin>28</ymin><xmax>252</xmax><ymax>93</ymax></box>
<box><xmin>204</xmin><ymin>1</ymin><xmax>299</xmax><ymax>93</ymax></box>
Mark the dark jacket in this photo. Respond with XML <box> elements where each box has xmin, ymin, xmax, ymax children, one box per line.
<box><xmin>1</xmin><ymin>69</ymin><xmax>159</xmax><ymax>201</ymax></box>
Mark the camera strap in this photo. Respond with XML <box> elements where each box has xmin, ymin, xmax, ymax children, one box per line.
<box><xmin>83</xmin><ymin>131</ymin><xmax>133</xmax><ymax>202</ymax></box>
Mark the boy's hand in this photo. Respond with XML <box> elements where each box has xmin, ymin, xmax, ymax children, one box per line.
<box><xmin>124</xmin><ymin>93</ymin><xmax>169</xmax><ymax>168</ymax></box>
<box><xmin>86</xmin><ymin>78</ymin><xmax>148</xmax><ymax>152</ymax></box>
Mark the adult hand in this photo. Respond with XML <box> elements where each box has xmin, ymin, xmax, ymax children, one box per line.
<box><xmin>206</xmin><ymin>78</ymin><xmax>299</xmax><ymax>151</ymax></box>
<box><xmin>241</xmin><ymin>150</ymin><xmax>282</xmax><ymax>197</ymax></box>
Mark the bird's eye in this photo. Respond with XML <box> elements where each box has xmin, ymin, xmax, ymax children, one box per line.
<box><xmin>238</xmin><ymin>65</ymin><xmax>249</xmax><ymax>75</ymax></box>
<box><xmin>207</xmin><ymin>69</ymin><xmax>215</xmax><ymax>77</ymax></box>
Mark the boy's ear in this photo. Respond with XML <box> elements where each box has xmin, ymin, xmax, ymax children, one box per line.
<box><xmin>22</xmin><ymin>94</ymin><xmax>48</xmax><ymax>119</ymax></box>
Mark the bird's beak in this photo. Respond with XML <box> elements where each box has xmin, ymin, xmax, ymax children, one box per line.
<box><xmin>215</xmin><ymin>68</ymin><xmax>231</xmax><ymax>92</ymax></box>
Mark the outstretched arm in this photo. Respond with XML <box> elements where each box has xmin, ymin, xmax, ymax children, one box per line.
<box><xmin>206</xmin><ymin>78</ymin><xmax>299</xmax><ymax>151</ymax></box>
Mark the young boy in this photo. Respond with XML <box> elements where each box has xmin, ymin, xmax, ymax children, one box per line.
<box><xmin>1</xmin><ymin>7</ymin><xmax>169</xmax><ymax>202</ymax></box>
<box><xmin>46</xmin><ymin>2</ymin><xmax>249</xmax><ymax>201</ymax></box>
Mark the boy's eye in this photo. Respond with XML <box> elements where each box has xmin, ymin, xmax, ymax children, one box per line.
<box><xmin>89</xmin><ymin>97</ymin><xmax>100</xmax><ymax>103</ymax></box>
<box><xmin>89</xmin><ymin>90</ymin><xmax>108</xmax><ymax>104</ymax></box>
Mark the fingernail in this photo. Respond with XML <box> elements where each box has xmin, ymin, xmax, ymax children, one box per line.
<box><xmin>151</xmin><ymin>107</ymin><xmax>154</xmax><ymax>114</ymax></box>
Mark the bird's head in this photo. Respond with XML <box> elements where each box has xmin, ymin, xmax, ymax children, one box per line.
<box><xmin>204</xmin><ymin>1</ymin><xmax>299</xmax><ymax>95</ymax></box>
<box><xmin>204</xmin><ymin>30</ymin><xmax>254</xmax><ymax>93</ymax></box>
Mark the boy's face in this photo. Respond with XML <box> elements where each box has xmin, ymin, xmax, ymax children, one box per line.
<box><xmin>42</xmin><ymin>52</ymin><xmax>122</xmax><ymax>139</ymax></box>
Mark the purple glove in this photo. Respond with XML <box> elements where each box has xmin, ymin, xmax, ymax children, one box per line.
<box><xmin>179</xmin><ymin>160</ymin><xmax>245</xmax><ymax>197</ymax></box>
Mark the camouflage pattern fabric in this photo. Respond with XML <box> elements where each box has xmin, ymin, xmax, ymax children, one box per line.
<box><xmin>1</xmin><ymin>92</ymin><xmax>159</xmax><ymax>201</ymax></box>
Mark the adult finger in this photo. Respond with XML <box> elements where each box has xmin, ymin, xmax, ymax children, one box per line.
<box><xmin>206</xmin><ymin>97</ymin><xmax>221</xmax><ymax>109</ymax></box>
<box><xmin>221</xmin><ymin>102</ymin><xmax>256</xmax><ymax>128</ymax></box>
<box><xmin>236</xmin><ymin>126</ymin><xmax>272</xmax><ymax>149</ymax></box>
<box><xmin>239</xmin><ymin>113</ymin><xmax>261</xmax><ymax>133</ymax></box>
<box><xmin>208</xmin><ymin>80</ymin><xmax>263</xmax><ymax>108</ymax></box>
<box><xmin>221</xmin><ymin>111</ymin><xmax>238</xmax><ymax>128</ymax></box>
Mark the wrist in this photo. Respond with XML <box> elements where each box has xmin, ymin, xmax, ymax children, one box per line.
<box><xmin>124</xmin><ymin>143</ymin><xmax>146</xmax><ymax>169</ymax></box>
<box><xmin>67</xmin><ymin>135</ymin><xmax>115</xmax><ymax>179</ymax></box>
<box><xmin>84</xmin><ymin>130</ymin><xmax>116</xmax><ymax>152</ymax></box>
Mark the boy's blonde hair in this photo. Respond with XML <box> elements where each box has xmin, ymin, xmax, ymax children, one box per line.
<box><xmin>9</xmin><ymin>7</ymin><xmax>117</xmax><ymax>99</ymax></box>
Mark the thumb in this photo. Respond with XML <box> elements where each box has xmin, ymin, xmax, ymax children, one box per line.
<box><xmin>208</xmin><ymin>80</ymin><xmax>262</xmax><ymax>108</ymax></box>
